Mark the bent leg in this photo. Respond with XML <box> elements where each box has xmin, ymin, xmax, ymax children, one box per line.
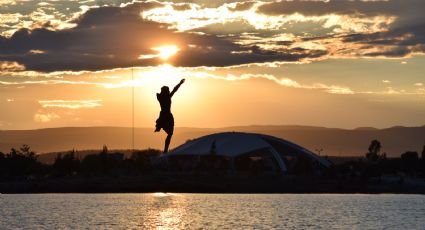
<box><xmin>164</xmin><ymin>133</ymin><xmax>173</xmax><ymax>153</ymax></box>
<box><xmin>155</xmin><ymin>118</ymin><xmax>161</xmax><ymax>132</ymax></box>
<box><xmin>163</xmin><ymin>113</ymin><xmax>174</xmax><ymax>153</ymax></box>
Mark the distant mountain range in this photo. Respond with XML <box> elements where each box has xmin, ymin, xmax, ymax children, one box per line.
<box><xmin>1</xmin><ymin>125</ymin><xmax>424</xmax><ymax>157</ymax></box>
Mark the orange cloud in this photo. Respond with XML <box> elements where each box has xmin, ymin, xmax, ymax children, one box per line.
<box><xmin>0</xmin><ymin>61</ymin><xmax>25</xmax><ymax>71</ymax></box>
<box><xmin>38</xmin><ymin>100</ymin><xmax>103</xmax><ymax>109</ymax></box>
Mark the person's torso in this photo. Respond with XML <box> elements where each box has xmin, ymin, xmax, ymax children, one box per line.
<box><xmin>158</xmin><ymin>94</ymin><xmax>171</xmax><ymax>112</ymax></box>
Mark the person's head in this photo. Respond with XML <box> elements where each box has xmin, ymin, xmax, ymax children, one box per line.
<box><xmin>160</xmin><ymin>86</ymin><xmax>170</xmax><ymax>95</ymax></box>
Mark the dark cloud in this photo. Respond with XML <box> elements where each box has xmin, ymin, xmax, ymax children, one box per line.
<box><xmin>0</xmin><ymin>2</ymin><xmax>327</xmax><ymax>72</ymax></box>
<box><xmin>257</xmin><ymin>0</ymin><xmax>421</xmax><ymax>17</ymax></box>
<box><xmin>364</xmin><ymin>49</ymin><xmax>411</xmax><ymax>58</ymax></box>
<box><xmin>255</xmin><ymin>0</ymin><xmax>425</xmax><ymax>58</ymax></box>
<box><xmin>228</xmin><ymin>1</ymin><xmax>256</xmax><ymax>12</ymax></box>
<box><xmin>257</xmin><ymin>0</ymin><xmax>425</xmax><ymax>34</ymax></box>
<box><xmin>155</xmin><ymin>0</ymin><xmax>248</xmax><ymax>8</ymax></box>
<box><xmin>345</xmin><ymin>24</ymin><xmax>425</xmax><ymax>45</ymax></box>
<box><xmin>342</xmin><ymin>24</ymin><xmax>425</xmax><ymax>57</ymax></box>
<box><xmin>0</xmin><ymin>2</ymin><xmax>166</xmax><ymax>71</ymax></box>
<box><xmin>172</xmin><ymin>3</ymin><xmax>193</xmax><ymax>11</ymax></box>
<box><xmin>176</xmin><ymin>45</ymin><xmax>327</xmax><ymax>67</ymax></box>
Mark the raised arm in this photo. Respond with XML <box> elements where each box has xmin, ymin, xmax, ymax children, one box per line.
<box><xmin>170</xmin><ymin>79</ymin><xmax>185</xmax><ymax>97</ymax></box>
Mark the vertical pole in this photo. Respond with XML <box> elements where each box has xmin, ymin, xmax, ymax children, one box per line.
<box><xmin>132</xmin><ymin>66</ymin><xmax>135</xmax><ymax>153</ymax></box>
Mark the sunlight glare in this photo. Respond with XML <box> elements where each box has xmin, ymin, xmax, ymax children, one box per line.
<box><xmin>152</xmin><ymin>45</ymin><xmax>180</xmax><ymax>60</ymax></box>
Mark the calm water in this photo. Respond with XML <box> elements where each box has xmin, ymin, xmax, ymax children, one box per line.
<box><xmin>0</xmin><ymin>193</ymin><xmax>424</xmax><ymax>229</ymax></box>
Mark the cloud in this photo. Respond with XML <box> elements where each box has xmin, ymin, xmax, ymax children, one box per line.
<box><xmin>0</xmin><ymin>0</ymin><xmax>424</xmax><ymax>73</ymax></box>
<box><xmin>142</xmin><ymin>1</ymin><xmax>394</xmax><ymax>33</ymax></box>
<box><xmin>0</xmin><ymin>1</ymin><xmax>78</xmax><ymax>37</ymax></box>
<box><xmin>0</xmin><ymin>1</ymin><xmax>330</xmax><ymax>72</ymax></box>
<box><xmin>0</xmin><ymin>0</ymin><xmax>16</xmax><ymax>6</ymax></box>
<box><xmin>141</xmin><ymin>0</ymin><xmax>423</xmax><ymax>61</ymax></box>
<box><xmin>255</xmin><ymin>0</ymin><xmax>425</xmax><ymax>59</ymax></box>
<box><xmin>0</xmin><ymin>79</ymin><xmax>106</xmax><ymax>87</ymax></box>
<box><xmin>188</xmin><ymin>71</ymin><xmax>355</xmax><ymax>94</ymax></box>
<box><xmin>0</xmin><ymin>61</ymin><xmax>25</xmax><ymax>71</ymax></box>
<box><xmin>342</xmin><ymin>23</ymin><xmax>425</xmax><ymax>58</ymax></box>
<box><xmin>38</xmin><ymin>99</ymin><xmax>103</xmax><ymax>109</ymax></box>
<box><xmin>256</xmin><ymin>0</ymin><xmax>425</xmax><ymax>29</ymax></box>
<box><xmin>3</xmin><ymin>62</ymin><xmax>424</xmax><ymax>97</ymax></box>
<box><xmin>1</xmin><ymin>62</ymin><xmax>355</xmax><ymax>95</ymax></box>
<box><xmin>257</xmin><ymin>0</ymin><xmax>407</xmax><ymax>17</ymax></box>
<box><xmin>0</xmin><ymin>12</ymin><xmax>22</xmax><ymax>24</ymax></box>
<box><xmin>34</xmin><ymin>111</ymin><xmax>60</xmax><ymax>123</ymax></box>
<box><xmin>0</xmin><ymin>2</ymin><xmax>165</xmax><ymax>71</ymax></box>
<box><xmin>28</xmin><ymin>49</ymin><xmax>45</xmax><ymax>54</ymax></box>
<box><xmin>228</xmin><ymin>1</ymin><xmax>256</xmax><ymax>12</ymax></box>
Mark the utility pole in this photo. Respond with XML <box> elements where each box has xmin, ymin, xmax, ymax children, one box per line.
<box><xmin>132</xmin><ymin>66</ymin><xmax>135</xmax><ymax>154</ymax></box>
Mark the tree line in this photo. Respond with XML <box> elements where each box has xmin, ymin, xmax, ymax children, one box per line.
<box><xmin>0</xmin><ymin>145</ymin><xmax>161</xmax><ymax>179</ymax></box>
<box><xmin>1</xmin><ymin>140</ymin><xmax>424</xmax><ymax>180</ymax></box>
<box><xmin>333</xmin><ymin>140</ymin><xmax>425</xmax><ymax>179</ymax></box>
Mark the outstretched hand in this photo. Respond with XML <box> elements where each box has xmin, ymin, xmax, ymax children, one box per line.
<box><xmin>171</xmin><ymin>79</ymin><xmax>185</xmax><ymax>96</ymax></box>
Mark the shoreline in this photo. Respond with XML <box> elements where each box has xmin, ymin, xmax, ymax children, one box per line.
<box><xmin>2</xmin><ymin>174</ymin><xmax>424</xmax><ymax>194</ymax></box>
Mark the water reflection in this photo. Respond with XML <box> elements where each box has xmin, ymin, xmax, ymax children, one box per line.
<box><xmin>0</xmin><ymin>194</ymin><xmax>423</xmax><ymax>229</ymax></box>
<box><xmin>152</xmin><ymin>192</ymin><xmax>178</xmax><ymax>197</ymax></box>
<box><xmin>142</xmin><ymin>193</ymin><xmax>187</xmax><ymax>229</ymax></box>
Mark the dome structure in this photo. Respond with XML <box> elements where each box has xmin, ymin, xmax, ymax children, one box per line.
<box><xmin>163</xmin><ymin>132</ymin><xmax>331</xmax><ymax>174</ymax></box>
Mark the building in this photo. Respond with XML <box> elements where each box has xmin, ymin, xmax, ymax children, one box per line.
<box><xmin>162</xmin><ymin>132</ymin><xmax>331</xmax><ymax>175</ymax></box>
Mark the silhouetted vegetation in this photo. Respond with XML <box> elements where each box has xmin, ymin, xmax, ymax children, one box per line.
<box><xmin>0</xmin><ymin>145</ymin><xmax>161</xmax><ymax>181</ymax></box>
<box><xmin>131</xmin><ymin>149</ymin><xmax>162</xmax><ymax>172</ymax></box>
<box><xmin>0</xmin><ymin>145</ymin><xmax>44</xmax><ymax>178</ymax></box>
<box><xmin>1</xmin><ymin>140</ymin><xmax>424</xmax><ymax>181</ymax></box>
<box><xmin>334</xmin><ymin>140</ymin><xmax>425</xmax><ymax>181</ymax></box>
<box><xmin>365</xmin><ymin>139</ymin><xmax>386</xmax><ymax>162</ymax></box>
<box><xmin>52</xmin><ymin>150</ymin><xmax>80</xmax><ymax>176</ymax></box>
<box><xmin>1</xmin><ymin>141</ymin><xmax>425</xmax><ymax>193</ymax></box>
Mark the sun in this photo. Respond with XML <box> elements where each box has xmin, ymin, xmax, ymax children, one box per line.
<box><xmin>152</xmin><ymin>45</ymin><xmax>180</xmax><ymax>60</ymax></box>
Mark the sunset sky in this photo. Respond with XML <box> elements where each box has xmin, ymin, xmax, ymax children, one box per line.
<box><xmin>0</xmin><ymin>0</ymin><xmax>424</xmax><ymax>130</ymax></box>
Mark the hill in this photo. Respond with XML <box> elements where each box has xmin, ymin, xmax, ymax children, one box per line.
<box><xmin>1</xmin><ymin>125</ymin><xmax>424</xmax><ymax>158</ymax></box>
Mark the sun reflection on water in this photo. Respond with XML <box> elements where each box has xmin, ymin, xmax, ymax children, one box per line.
<box><xmin>141</xmin><ymin>193</ymin><xmax>187</xmax><ymax>229</ymax></box>
<box><xmin>152</xmin><ymin>192</ymin><xmax>169</xmax><ymax>197</ymax></box>
<box><xmin>1</xmin><ymin>194</ymin><xmax>423</xmax><ymax>229</ymax></box>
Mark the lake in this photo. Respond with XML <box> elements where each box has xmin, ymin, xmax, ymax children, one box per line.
<box><xmin>1</xmin><ymin>194</ymin><xmax>424</xmax><ymax>229</ymax></box>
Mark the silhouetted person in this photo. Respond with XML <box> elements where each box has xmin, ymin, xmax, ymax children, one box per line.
<box><xmin>155</xmin><ymin>79</ymin><xmax>185</xmax><ymax>153</ymax></box>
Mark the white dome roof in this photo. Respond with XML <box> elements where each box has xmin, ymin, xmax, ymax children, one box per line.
<box><xmin>164</xmin><ymin>132</ymin><xmax>331</xmax><ymax>172</ymax></box>
<box><xmin>170</xmin><ymin>132</ymin><xmax>270</xmax><ymax>156</ymax></box>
